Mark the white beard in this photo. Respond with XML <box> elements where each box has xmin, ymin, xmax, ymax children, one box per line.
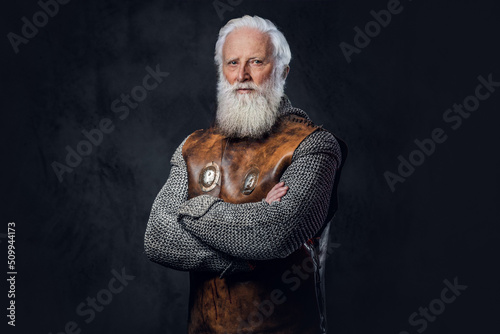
<box><xmin>215</xmin><ymin>71</ymin><xmax>285</xmax><ymax>138</ymax></box>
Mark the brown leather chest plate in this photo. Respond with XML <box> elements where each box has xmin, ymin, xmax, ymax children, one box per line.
<box><xmin>182</xmin><ymin>115</ymin><xmax>318</xmax><ymax>204</ymax></box>
<box><xmin>181</xmin><ymin>115</ymin><xmax>322</xmax><ymax>334</ymax></box>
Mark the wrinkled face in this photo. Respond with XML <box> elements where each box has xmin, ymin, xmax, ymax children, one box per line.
<box><xmin>216</xmin><ymin>27</ymin><xmax>287</xmax><ymax>138</ymax></box>
<box><xmin>222</xmin><ymin>27</ymin><xmax>275</xmax><ymax>92</ymax></box>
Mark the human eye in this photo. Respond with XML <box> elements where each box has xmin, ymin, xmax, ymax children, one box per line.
<box><xmin>227</xmin><ymin>60</ymin><xmax>238</xmax><ymax>66</ymax></box>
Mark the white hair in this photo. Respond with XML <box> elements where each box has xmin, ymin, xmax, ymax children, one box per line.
<box><xmin>214</xmin><ymin>15</ymin><xmax>292</xmax><ymax>76</ymax></box>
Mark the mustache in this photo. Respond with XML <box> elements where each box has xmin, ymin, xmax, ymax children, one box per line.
<box><xmin>232</xmin><ymin>82</ymin><xmax>260</xmax><ymax>91</ymax></box>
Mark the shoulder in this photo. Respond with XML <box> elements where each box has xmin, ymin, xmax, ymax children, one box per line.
<box><xmin>169</xmin><ymin>129</ymin><xmax>209</xmax><ymax>171</ymax></box>
<box><xmin>280</xmin><ymin>99</ymin><xmax>344</xmax><ymax>167</ymax></box>
<box><xmin>170</xmin><ymin>134</ymin><xmax>191</xmax><ymax>165</ymax></box>
<box><xmin>181</xmin><ymin>128</ymin><xmax>224</xmax><ymax>161</ymax></box>
<box><xmin>293</xmin><ymin>128</ymin><xmax>343</xmax><ymax>168</ymax></box>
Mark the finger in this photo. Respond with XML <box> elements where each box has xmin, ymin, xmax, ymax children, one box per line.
<box><xmin>271</xmin><ymin>182</ymin><xmax>285</xmax><ymax>191</ymax></box>
<box><xmin>271</xmin><ymin>184</ymin><xmax>288</xmax><ymax>192</ymax></box>
<box><xmin>266</xmin><ymin>193</ymin><xmax>281</xmax><ymax>204</ymax></box>
<box><xmin>273</xmin><ymin>186</ymin><xmax>289</xmax><ymax>195</ymax></box>
<box><xmin>265</xmin><ymin>183</ymin><xmax>289</xmax><ymax>203</ymax></box>
<box><xmin>267</xmin><ymin>189</ymin><xmax>288</xmax><ymax>203</ymax></box>
<box><xmin>273</xmin><ymin>190</ymin><xmax>288</xmax><ymax>199</ymax></box>
<box><xmin>267</xmin><ymin>190</ymin><xmax>287</xmax><ymax>202</ymax></box>
<box><xmin>267</xmin><ymin>197</ymin><xmax>281</xmax><ymax>204</ymax></box>
<box><xmin>270</xmin><ymin>186</ymin><xmax>289</xmax><ymax>197</ymax></box>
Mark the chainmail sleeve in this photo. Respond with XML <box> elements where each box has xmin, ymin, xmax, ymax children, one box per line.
<box><xmin>178</xmin><ymin>129</ymin><xmax>342</xmax><ymax>260</ymax></box>
<box><xmin>144</xmin><ymin>136</ymin><xmax>252</xmax><ymax>275</ymax></box>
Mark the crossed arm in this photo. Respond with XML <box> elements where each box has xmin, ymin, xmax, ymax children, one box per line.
<box><xmin>144</xmin><ymin>136</ymin><xmax>250</xmax><ymax>275</ymax></box>
<box><xmin>144</xmin><ymin>130</ymin><xmax>341</xmax><ymax>274</ymax></box>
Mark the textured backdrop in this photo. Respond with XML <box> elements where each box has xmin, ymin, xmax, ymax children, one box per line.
<box><xmin>2</xmin><ymin>0</ymin><xmax>500</xmax><ymax>333</ymax></box>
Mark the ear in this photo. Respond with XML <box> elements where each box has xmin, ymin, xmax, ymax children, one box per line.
<box><xmin>282</xmin><ymin>65</ymin><xmax>290</xmax><ymax>80</ymax></box>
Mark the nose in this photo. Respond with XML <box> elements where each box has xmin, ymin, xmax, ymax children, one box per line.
<box><xmin>237</xmin><ymin>63</ymin><xmax>250</xmax><ymax>82</ymax></box>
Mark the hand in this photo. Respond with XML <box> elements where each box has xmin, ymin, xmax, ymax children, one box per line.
<box><xmin>265</xmin><ymin>182</ymin><xmax>289</xmax><ymax>204</ymax></box>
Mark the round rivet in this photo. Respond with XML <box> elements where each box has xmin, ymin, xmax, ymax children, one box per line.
<box><xmin>199</xmin><ymin>162</ymin><xmax>220</xmax><ymax>192</ymax></box>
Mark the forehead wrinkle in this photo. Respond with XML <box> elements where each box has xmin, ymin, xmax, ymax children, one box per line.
<box><xmin>222</xmin><ymin>27</ymin><xmax>273</xmax><ymax>62</ymax></box>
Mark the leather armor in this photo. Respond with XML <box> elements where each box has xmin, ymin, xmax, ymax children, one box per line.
<box><xmin>182</xmin><ymin>115</ymin><xmax>324</xmax><ymax>334</ymax></box>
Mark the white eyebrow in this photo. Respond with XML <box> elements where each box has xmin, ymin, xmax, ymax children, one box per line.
<box><xmin>225</xmin><ymin>56</ymin><xmax>266</xmax><ymax>63</ymax></box>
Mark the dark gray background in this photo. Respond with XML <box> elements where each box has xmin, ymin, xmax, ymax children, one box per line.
<box><xmin>2</xmin><ymin>0</ymin><xmax>499</xmax><ymax>333</ymax></box>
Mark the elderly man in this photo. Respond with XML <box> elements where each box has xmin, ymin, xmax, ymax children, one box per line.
<box><xmin>144</xmin><ymin>15</ymin><xmax>346</xmax><ymax>334</ymax></box>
